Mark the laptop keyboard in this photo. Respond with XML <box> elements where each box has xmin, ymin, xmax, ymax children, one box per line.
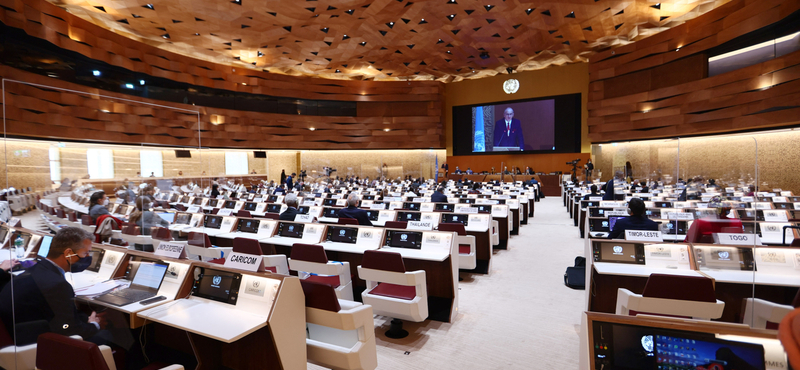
<box><xmin>111</xmin><ymin>288</ymin><xmax>155</xmax><ymax>301</ymax></box>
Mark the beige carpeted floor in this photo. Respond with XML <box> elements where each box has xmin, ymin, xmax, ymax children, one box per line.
<box><xmin>311</xmin><ymin>197</ymin><xmax>586</xmax><ymax>369</ymax></box>
<box><xmin>21</xmin><ymin>197</ymin><xmax>586</xmax><ymax>370</ymax></box>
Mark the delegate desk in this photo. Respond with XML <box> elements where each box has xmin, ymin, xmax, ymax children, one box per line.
<box><xmin>138</xmin><ymin>263</ymin><xmax>306</xmax><ymax>370</ymax></box>
<box><xmin>587</xmin><ymin>239</ymin><xmax>800</xmax><ymax>323</ymax></box>
<box><xmin>74</xmin><ymin>247</ymin><xmax>194</xmax><ymax>329</ymax></box>
<box><xmin>254</xmin><ymin>222</ymin><xmax>460</xmax><ymax>323</ymax></box>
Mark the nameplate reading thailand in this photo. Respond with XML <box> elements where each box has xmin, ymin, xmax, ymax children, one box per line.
<box><xmin>186</xmin><ymin>206</ymin><xmax>200</xmax><ymax>213</ymax></box>
<box><xmin>625</xmin><ymin>230</ymin><xmax>663</xmax><ymax>242</ymax></box>
<box><xmin>666</xmin><ymin>212</ymin><xmax>694</xmax><ymax>221</ymax></box>
<box><xmin>292</xmin><ymin>214</ymin><xmax>313</xmax><ymax>223</ymax></box>
<box><xmin>712</xmin><ymin>233</ymin><xmax>760</xmax><ymax>246</ymax></box>
<box><xmin>155</xmin><ymin>242</ymin><xmax>187</xmax><ymax>259</ymax></box>
<box><xmin>224</xmin><ymin>252</ymin><xmax>264</xmax><ymax>272</ymax></box>
<box><xmin>407</xmin><ymin>221</ymin><xmax>434</xmax><ymax>231</ymax></box>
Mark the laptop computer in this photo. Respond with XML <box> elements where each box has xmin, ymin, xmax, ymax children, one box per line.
<box><xmin>93</xmin><ymin>262</ymin><xmax>169</xmax><ymax>306</ymax></box>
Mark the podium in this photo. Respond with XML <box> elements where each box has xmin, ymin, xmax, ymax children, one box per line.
<box><xmin>492</xmin><ymin>146</ymin><xmax>521</xmax><ymax>152</ymax></box>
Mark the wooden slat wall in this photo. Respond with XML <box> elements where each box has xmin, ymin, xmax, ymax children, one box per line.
<box><xmin>587</xmin><ymin>0</ymin><xmax>800</xmax><ymax>143</ymax></box>
<box><xmin>0</xmin><ymin>65</ymin><xmax>443</xmax><ymax>149</ymax></box>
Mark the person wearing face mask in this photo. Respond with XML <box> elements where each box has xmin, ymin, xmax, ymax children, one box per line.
<box><xmin>129</xmin><ymin>196</ymin><xmax>168</xmax><ymax>233</ymax></box>
<box><xmin>0</xmin><ymin>227</ymin><xmax>106</xmax><ymax>345</ymax></box>
<box><xmin>88</xmin><ymin>190</ymin><xmax>111</xmax><ymax>223</ymax></box>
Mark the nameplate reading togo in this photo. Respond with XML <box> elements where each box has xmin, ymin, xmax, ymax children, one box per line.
<box><xmin>155</xmin><ymin>242</ymin><xmax>187</xmax><ymax>259</ymax></box>
<box><xmin>625</xmin><ymin>230</ymin><xmax>663</xmax><ymax>242</ymax></box>
<box><xmin>712</xmin><ymin>233</ymin><xmax>760</xmax><ymax>246</ymax></box>
<box><xmin>224</xmin><ymin>252</ymin><xmax>264</xmax><ymax>272</ymax></box>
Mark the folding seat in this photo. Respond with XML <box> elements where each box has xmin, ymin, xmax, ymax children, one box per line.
<box><xmin>290</xmin><ymin>243</ymin><xmax>353</xmax><ymax>300</ymax></box>
<box><xmin>437</xmin><ymin>223</ymin><xmax>476</xmax><ymax>270</ymax></box>
<box><xmin>616</xmin><ymin>273</ymin><xmax>725</xmax><ymax>320</ymax></box>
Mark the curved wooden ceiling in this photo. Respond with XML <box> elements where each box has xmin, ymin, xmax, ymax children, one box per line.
<box><xmin>51</xmin><ymin>0</ymin><xmax>730</xmax><ymax>82</ymax></box>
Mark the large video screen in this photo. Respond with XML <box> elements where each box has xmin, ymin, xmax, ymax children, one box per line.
<box><xmin>452</xmin><ymin>93</ymin><xmax>581</xmax><ymax>155</ymax></box>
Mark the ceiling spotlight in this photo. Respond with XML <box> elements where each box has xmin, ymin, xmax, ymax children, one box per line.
<box><xmin>258</xmin><ymin>51</ymin><xmax>264</xmax><ymax>57</ymax></box>
<box><xmin>480</xmin><ymin>51</ymin><xmax>490</xmax><ymax>59</ymax></box>
<box><xmin>194</xmin><ymin>33</ymin><xmax>200</xmax><ymax>36</ymax></box>
<box><xmin>447</xmin><ymin>14</ymin><xmax>455</xmax><ymax>20</ymax></box>
<box><xmin>384</xmin><ymin>128</ymin><xmax>390</xmax><ymax>132</ymax></box>
<box><xmin>161</xmin><ymin>33</ymin><xmax>170</xmax><ymax>39</ymax></box>
<box><xmin>144</xmin><ymin>4</ymin><xmax>154</xmax><ymax>9</ymax></box>
<box><xmin>360</xmin><ymin>41</ymin><xmax>366</xmax><ymax>46</ymax></box>
<box><xmin>309</xmin><ymin>127</ymin><xmax>316</xmax><ymax>131</ymax></box>
<box><xmin>448</xmin><ymin>0</ymin><xmax>456</xmax><ymax>3</ymax></box>
<box><xmin>335</xmin><ymin>69</ymin><xmax>341</xmax><ymax>73</ymax></box>
<box><xmin>92</xmin><ymin>70</ymin><xmax>101</xmax><ymax>77</ymax></box>
<box><xmin>343</xmin><ymin>34</ymin><xmax>349</xmax><ymax>40</ymax></box>
<box><xmin>139</xmin><ymin>79</ymin><xmax>146</xmax><ymax>85</ymax></box>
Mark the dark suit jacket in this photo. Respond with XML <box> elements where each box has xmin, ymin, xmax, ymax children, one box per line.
<box><xmin>608</xmin><ymin>216</ymin><xmax>660</xmax><ymax>239</ymax></box>
<box><xmin>0</xmin><ymin>259</ymin><xmax>98</xmax><ymax>343</ymax></box>
<box><xmin>602</xmin><ymin>179</ymin><xmax>615</xmax><ymax>200</ymax></box>
<box><xmin>285</xmin><ymin>176</ymin><xmax>293</xmax><ymax>190</ymax></box>
<box><xmin>431</xmin><ymin>192</ymin><xmax>448</xmax><ymax>203</ymax></box>
<box><xmin>493</xmin><ymin>118</ymin><xmax>525</xmax><ymax>150</ymax></box>
<box><xmin>279</xmin><ymin>207</ymin><xmax>300</xmax><ymax>221</ymax></box>
<box><xmin>338</xmin><ymin>206</ymin><xmax>373</xmax><ymax>226</ymax></box>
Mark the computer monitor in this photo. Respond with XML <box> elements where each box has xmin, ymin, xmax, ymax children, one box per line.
<box><xmin>362</xmin><ymin>195</ymin><xmax>376</xmax><ymax>200</ymax></box>
<box><xmin>223</xmin><ymin>200</ymin><xmax>237</xmax><ymax>209</ymax></box>
<box><xmin>442</xmin><ymin>213</ymin><xmax>468</xmax><ymax>225</ymax></box>
<box><xmin>175</xmin><ymin>213</ymin><xmax>191</xmax><ymax>225</ymax></box>
<box><xmin>85</xmin><ymin>248</ymin><xmax>106</xmax><ymax>273</ymax></box>
<box><xmin>384</xmin><ymin>230</ymin><xmax>423</xmax><ymax>249</ymax></box>
<box><xmin>590</xmin><ymin>218</ymin><xmax>611</xmax><ymax>232</ymax></box>
<box><xmin>592</xmin><ymin>241</ymin><xmax>645</xmax><ymax>264</ymax></box>
<box><xmin>323</xmin><ymin>208</ymin><xmax>340</xmax><ymax>218</ymax></box>
<box><xmin>267</xmin><ymin>195</ymin><xmax>278</xmax><ymax>202</ymax></box>
<box><xmin>435</xmin><ymin>203</ymin><xmax>454</xmax><ymax>212</ymax></box>
<box><xmin>192</xmin><ymin>267</ymin><xmax>242</xmax><ymax>305</ymax></box>
<box><xmin>325</xmin><ymin>226</ymin><xmax>358</xmax><ymax>244</ymax></box>
<box><xmin>298</xmin><ymin>206</ymin><xmax>310</xmax><ymax>215</ymax></box>
<box><xmin>237</xmin><ymin>219</ymin><xmax>260</xmax><ymax>233</ymax></box>
<box><xmin>461</xmin><ymin>198</ymin><xmax>476</xmax><ymax>204</ymax></box>
<box><xmin>204</xmin><ymin>216</ymin><xmax>223</xmax><ymax>229</ymax></box>
<box><xmin>278</xmin><ymin>223</ymin><xmax>304</xmax><ymax>238</ymax></box>
<box><xmin>266</xmin><ymin>204</ymin><xmax>283</xmax><ymax>213</ymax></box>
<box><xmin>403</xmin><ymin>202</ymin><xmax>420</xmax><ymax>211</ymax></box>
<box><xmin>244</xmin><ymin>202</ymin><xmax>258</xmax><ymax>211</ymax></box>
<box><xmin>397</xmin><ymin>211</ymin><xmax>421</xmax><ymax>221</ymax></box>
<box><xmin>192</xmin><ymin>198</ymin><xmax>203</xmax><ymax>205</ymax></box>
<box><xmin>365</xmin><ymin>210</ymin><xmax>380</xmax><ymax>221</ymax></box>
<box><xmin>476</xmin><ymin>205</ymin><xmax>492</xmax><ymax>214</ymax></box>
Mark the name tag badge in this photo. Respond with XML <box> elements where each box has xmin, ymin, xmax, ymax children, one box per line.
<box><xmin>224</xmin><ymin>252</ymin><xmax>264</xmax><ymax>272</ymax></box>
<box><xmin>154</xmin><ymin>242</ymin><xmax>187</xmax><ymax>259</ymax></box>
<box><xmin>624</xmin><ymin>230</ymin><xmax>663</xmax><ymax>242</ymax></box>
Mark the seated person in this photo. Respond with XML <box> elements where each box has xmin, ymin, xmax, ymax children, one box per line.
<box><xmin>210</xmin><ymin>184</ymin><xmax>220</xmax><ymax>198</ymax></box>
<box><xmin>431</xmin><ymin>187</ymin><xmax>448</xmax><ymax>203</ymax></box>
<box><xmin>466</xmin><ymin>167</ymin><xmax>473</xmax><ymax>175</ymax></box>
<box><xmin>88</xmin><ymin>191</ymin><xmax>110</xmax><ymax>223</ymax></box>
<box><xmin>129</xmin><ymin>196</ymin><xmax>168</xmax><ymax>233</ymax></box>
<box><xmin>279</xmin><ymin>193</ymin><xmax>300</xmax><ymax>220</ymax></box>
<box><xmin>684</xmin><ymin>195</ymin><xmax>743</xmax><ymax>243</ymax></box>
<box><xmin>608</xmin><ymin>198</ymin><xmax>659</xmax><ymax>239</ymax></box>
<box><xmin>273</xmin><ymin>184</ymin><xmax>286</xmax><ymax>195</ymax></box>
<box><xmin>454</xmin><ymin>166</ymin><xmax>461</xmax><ymax>174</ymax></box>
<box><xmin>0</xmin><ymin>227</ymin><xmax>106</xmax><ymax>345</ymax></box>
<box><xmin>338</xmin><ymin>194</ymin><xmax>372</xmax><ymax>226</ymax></box>
<box><xmin>582</xmin><ymin>185</ymin><xmax>600</xmax><ymax>200</ymax></box>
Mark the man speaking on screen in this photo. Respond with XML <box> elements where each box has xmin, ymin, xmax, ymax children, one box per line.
<box><xmin>493</xmin><ymin>107</ymin><xmax>525</xmax><ymax>151</ymax></box>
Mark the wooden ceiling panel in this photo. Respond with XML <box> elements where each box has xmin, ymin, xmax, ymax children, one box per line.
<box><xmin>48</xmin><ymin>0</ymin><xmax>730</xmax><ymax>82</ymax></box>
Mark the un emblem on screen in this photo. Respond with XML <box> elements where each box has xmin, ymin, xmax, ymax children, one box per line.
<box><xmin>613</xmin><ymin>246</ymin><xmax>623</xmax><ymax>254</ymax></box>
<box><xmin>400</xmin><ymin>234</ymin><xmax>408</xmax><ymax>241</ymax></box>
<box><xmin>339</xmin><ymin>230</ymin><xmax>346</xmax><ymax>236</ymax></box>
<box><xmin>213</xmin><ymin>276</ymin><xmax>222</xmax><ymax>285</ymax></box>
<box><xmin>718</xmin><ymin>251</ymin><xmax>730</xmax><ymax>259</ymax></box>
<box><xmin>289</xmin><ymin>225</ymin><xmax>294</xmax><ymax>231</ymax></box>
<box><xmin>503</xmin><ymin>79</ymin><xmax>519</xmax><ymax>94</ymax></box>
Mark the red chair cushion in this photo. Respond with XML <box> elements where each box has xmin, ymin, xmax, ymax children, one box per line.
<box><xmin>36</xmin><ymin>332</ymin><xmax>110</xmax><ymax>370</ymax></box>
<box><xmin>370</xmin><ymin>283</ymin><xmax>416</xmax><ymax>300</ymax></box>
<box><xmin>305</xmin><ymin>275</ymin><xmax>341</xmax><ymax>288</ymax></box>
<box><xmin>208</xmin><ymin>258</ymin><xmax>225</xmax><ymax>264</ymax></box>
<box><xmin>458</xmin><ymin>245</ymin><xmax>471</xmax><ymax>255</ymax></box>
<box><xmin>264</xmin><ymin>266</ymin><xmax>277</xmax><ymax>273</ymax></box>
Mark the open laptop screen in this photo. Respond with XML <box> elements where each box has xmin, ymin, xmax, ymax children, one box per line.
<box><xmin>157</xmin><ymin>212</ymin><xmax>175</xmax><ymax>223</ymax></box>
<box><xmin>85</xmin><ymin>248</ymin><xmax>106</xmax><ymax>273</ymax></box>
<box><xmin>130</xmin><ymin>262</ymin><xmax>169</xmax><ymax>291</ymax></box>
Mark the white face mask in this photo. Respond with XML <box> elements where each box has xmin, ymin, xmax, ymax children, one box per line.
<box><xmin>103</xmin><ymin>199</ymin><xmax>109</xmax><ymax>206</ymax></box>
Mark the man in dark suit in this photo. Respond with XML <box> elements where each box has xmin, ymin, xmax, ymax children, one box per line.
<box><xmin>338</xmin><ymin>194</ymin><xmax>372</xmax><ymax>226</ymax></box>
<box><xmin>0</xmin><ymin>227</ymin><xmax>105</xmax><ymax>345</ymax></box>
<box><xmin>431</xmin><ymin>187</ymin><xmax>448</xmax><ymax>203</ymax></box>
<box><xmin>274</xmin><ymin>184</ymin><xmax>286</xmax><ymax>195</ymax></box>
<box><xmin>608</xmin><ymin>198</ymin><xmax>659</xmax><ymax>239</ymax></box>
<box><xmin>602</xmin><ymin>171</ymin><xmax>622</xmax><ymax>200</ymax></box>
<box><xmin>493</xmin><ymin>107</ymin><xmax>525</xmax><ymax>151</ymax></box>
<box><xmin>286</xmin><ymin>173</ymin><xmax>294</xmax><ymax>190</ymax></box>
<box><xmin>279</xmin><ymin>193</ymin><xmax>300</xmax><ymax>221</ymax></box>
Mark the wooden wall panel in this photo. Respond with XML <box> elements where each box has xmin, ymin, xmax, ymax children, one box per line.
<box><xmin>0</xmin><ymin>65</ymin><xmax>444</xmax><ymax>149</ymax></box>
<box><xmin>588</xmin><ymin>0</ymin><xmax>800</xmax><ymax>143</ymax></box>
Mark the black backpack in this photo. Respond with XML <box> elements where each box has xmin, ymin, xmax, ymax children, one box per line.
<box><xmin>564</xmin><ymin>256</ymin><xmax>586</xmax><ymax>290</ymax></box>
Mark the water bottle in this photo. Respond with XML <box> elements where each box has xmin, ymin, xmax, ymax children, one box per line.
<box><xmin>14</xmin><ymin>236</ymin><xmax>24</xmax><ymax>258</ymax></box>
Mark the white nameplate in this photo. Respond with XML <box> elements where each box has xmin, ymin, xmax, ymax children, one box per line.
<box><xmin>740</xmin><ymin>196</ymin><xmax>755</xmax><ymax>202</ymax></box>
<box><xmin>154</xmin><ymin>242</ymin><xmax>187</xmax><ymax>259</ymax></box>
<box><xmin>754</xmin><ymin>202</ymin><xmax>772</xmax><ymax>210</ymax></box>
<box><xmin>419</xmin><ymin>203</ymin><xmax>435</xmax><ymax>212</ymax></box>
<box><xmin>370</xmin><ymin>203</ymin><xmax>386</xmax><ymax>210</ymax></box>
<box><xmin>625</xmin><ymin>230</ymin><xmax>663</xmax><ymax>242</ymax></box>
<box><xmin>217</xmin><ymin>209</ymin><xmax>233</xmax><ymax>216</ymax></box>
<box><xmin>666</xmin><ymin>212</ymin><xmax>694</xmax><ymax>221</ymax></box>
<box><xmin>773</xmin><ymin>189</ymin><xmax>782</xmax><ymax>193</ymax></box>
<box><xmin>234</xmin><ymin>201</ymin><xmax>245</xmax><ymax>210</ymax></box>
<box><xmin>407</xmin><ymin>221</ymin><xmax>434</xmax><ymax>231</ymax></box>
<box><xmin>600</xmin><ymin>201</ymin><xmax>623</xmax><ymax>208</ymax></box>
<box><xmin>772</xmin><ymin>196</ymin><xmax>788</xmax><ymax>203</ymax></box>
<box><xmin>467</xmin><ymin>214</ymin><xmax>490</xmax><ymax>229</ymax></box>
<box><xmin>605</xmin><ymin>211</ymin><xmax>629</xmax><ymax>217</ymax></box>
<box><xmin>413</xmin><ymin>197</ymin><xmax>427</xmax><ymax>203</ymax></box>
<box><xmin>763</xmin><ymin>210</ymin><xmax>788</xmax><ymax>222</ymax></box>
<box><xmin>780</xmin><ymin>191</ymin><xmax>793</xmax><ymax>196</ymax></box>
<box><xmin>491</xmin><ymin>205</ymin><xmax>508</xmax><ymax>218</ymax></box>
<box><xmin>115</xmin><ymin>198</ymin><xmax>124</xmax><ymax>204</ymax></box>
<box><xmin>331</xmin><ymin>194</ymin><xmax>342</xmax><ymax>199</ymax></box>
<box><xmin>389</xmin><ymin>201</ymin><xmax>403</xmax><ymax>210</ymax></box>
<box><xmin>588</xmin><ymin>196</ymin><xmax>603</xmax><ymax>201</ymax></box>
<box><xmin>461</xmin><ymin>207</ymin><xmax>479</xmax><ymax>214</ymax></box>
<box><xmin>302</xmin><ymin>199</ymin><xmax>316</xmax><ymax>206</ymax></box>
<box><xmin>294</xmin><ymin>214</ymin><xmax>315</xmax><ymax>223</ymax></box>
<box><xmin>253</xmin><ymin>197</ymin><xmax>263</xmax><ymax>203</ymax></box>
<box><xmin>224</xmin><ymin>252</ymin><xmax>264</xmax><ymax>272</ymax></box>
<box><xmin>377</xmin><ymin>211</ymin><xmax>395</xmax><ymax>224</ymax></box>
<box><xmin>713</xmin><ymin>233</ymin><xmax>761</xmax><ymax>246</ymax></box>
<box><xmin>187</xmin><ymin>206</ymin><xmax>200</xmax><ymax>213</ymax></box>
<box><xmin>795</xmin><ymin>203</ymin><xmax>800</xmax><ymax>210</ymax></box>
